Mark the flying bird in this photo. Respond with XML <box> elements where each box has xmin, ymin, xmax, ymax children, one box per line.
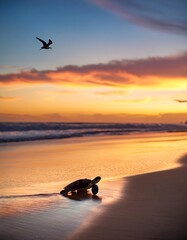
<box><xmin>36</xmin><ymin>37</ymin><xmax>53</xmax><ymax>49</ymax></box>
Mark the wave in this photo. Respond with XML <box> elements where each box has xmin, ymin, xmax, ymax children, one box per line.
<box><xmin>0</xmin><ymin>122</ymin><xmax>186</xmax><ymax>143</ymax></box>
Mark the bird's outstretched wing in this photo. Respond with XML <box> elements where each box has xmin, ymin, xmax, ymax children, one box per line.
<box><xmin>48</xmin><ymin>39</ymin><xmax>53</xmax><ymax>45</ymax></box>
<box><xmin>36</xmin><ymin>37</ymin><xmax>47</xmax><ymax>45</ymax></box>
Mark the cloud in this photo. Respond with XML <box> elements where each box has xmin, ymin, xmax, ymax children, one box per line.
<box><xmin>174</xmin><ymin>99</ymin><xmax>187</xmax><ymax>103</ymax></box>
<box><xmin>114</xmin><ymin>98</ymin><xmax>153</xmax><ymax>103</ymax></box>
<box><xmin>37</xmin><ymin>89</ymin><xmax>78</xmax><ymax>95</ymax></box>
<box><xmin>95</xmin><ymin>90</ymin><xmax>127</xmax><ymax>95</ymax></box>
<box><xmin>88</xmin><ymin>0</ymin><xmax>187</xmax><ymax>35</ymax></box>
<box><xmin>56</xmin><ymin>90</ymin><xmax>78</xmax><ymax>94</ymax></box>
<box><xmin>0</xmin><ymin>69</ymin><xmax>51</xmax><ymax>84</ymax></box>
<box><xmin>0</xmin><ymin>96</ymin><xmax>20</xmax><ymax>102</ymax></box>
<box><xmin>0</xmin><ymin>52</ymin><xmax>187</xmax><ymax>87</ymax></box>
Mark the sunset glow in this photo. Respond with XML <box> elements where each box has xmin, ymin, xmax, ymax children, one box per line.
<box><xmin>0</xmin><ymin>0</ymin><xmax>187</xmax><ymax>123</ymax></box>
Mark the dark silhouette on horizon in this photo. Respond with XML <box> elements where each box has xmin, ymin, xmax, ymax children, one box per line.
<box><xmin>36</xmin><ymin>37</ymin><xmax>53</xmax><ymax>49</ymax></box>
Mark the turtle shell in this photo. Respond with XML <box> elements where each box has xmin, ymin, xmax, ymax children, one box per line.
<box><xmin>64</xmin><ymin>178</ymin><xmax>92</xmax><ymax>191</ymax></box>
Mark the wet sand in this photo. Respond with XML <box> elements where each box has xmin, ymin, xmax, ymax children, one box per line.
<box><xmin>0</xmin><ymin>132</ymin><xmax>187</xmax><ymax>240</ymax></box>
<box><xmin>69</xmin><ymin>154</ymin><xmax>187</xmax><ymax>240</ymax></box>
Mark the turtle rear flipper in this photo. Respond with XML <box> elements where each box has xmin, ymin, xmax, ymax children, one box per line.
<box><xmin>91</xmin><ymin>184</ymin><xmax>99</xmax><ymax>195</ymax></box>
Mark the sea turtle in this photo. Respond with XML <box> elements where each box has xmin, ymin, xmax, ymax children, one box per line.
<box><xmin>60</xmin><ymin>176</ymin><xmax>101</xmax><ymax>195</ymax></box>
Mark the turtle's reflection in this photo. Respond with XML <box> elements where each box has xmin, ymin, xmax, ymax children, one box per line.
<box><xmin>61</xmin><ymin>190</ymin><xmax>102</xmax><ymax>201</ymax></box>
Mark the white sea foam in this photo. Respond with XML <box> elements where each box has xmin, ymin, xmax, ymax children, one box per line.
<box><xmin>0</xmin><ymin>122</ymin><xmax>186</xmax><ymax>143</ymax></box>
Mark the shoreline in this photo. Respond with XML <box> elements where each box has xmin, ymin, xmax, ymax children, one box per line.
<box><xmin>1</xmin><ymin>129</ymin><xmax>187</xmax><ymax>145</ymax></box>
<box><xmin>1</xmin><ymin>131</ymin><xmax>186</xmax><ymax>196</ymax></box>
<box><xmin>1</xmin><ymin>132</ymin><xmax>187</xmax><ymax>240</ymax></box>
<box><xmin>1</xmin><ymin>130</ymin><xmax>187</xmax><ymax>146</ymax></box>
<box><xmin>68</xmin><ymin>153</ymin><xmax>187</xmax><ymax>240</ymax></box>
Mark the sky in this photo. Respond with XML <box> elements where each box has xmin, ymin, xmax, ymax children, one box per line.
<box><xmin>0</xmin><ymin>0</ymin><xmax>187</xmax><ymax>123</ymax></box>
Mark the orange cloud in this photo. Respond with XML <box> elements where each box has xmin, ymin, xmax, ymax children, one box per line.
<box><xmin>95</xmin><ymin>90</ymin><xmax>127</xmax><ymax>95</ymax></box>
<box><xmin>0</xmin><ymin>96</ymin><xmax>20</xmax><ymax>102</ymax></box>
<box><xmin>37</xmin><ymin>89</ymin><xmax>78</xmax><ymax>95</ymax></box>
<box><xmin>0</xmin><ymin>52</ymin><xmax>186</xmax><ymax>87</ymax></box>
<box><xmin>174</xmin><ymin>99</ymin><xmax>187</xmax><ymax>103</ymax></box>
<box><xmin>114</xmin><ymin>98</ymin><xmax>154</xmax><ymax>103</ymax></box>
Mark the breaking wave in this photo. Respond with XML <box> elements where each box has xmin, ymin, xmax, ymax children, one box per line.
<box><xmin>0</xmin><ymin>122</ymin><xmax>186</xmax><ymax>143</ymax></box>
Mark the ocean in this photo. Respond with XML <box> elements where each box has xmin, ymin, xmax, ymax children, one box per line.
<box><xmin>0</xmin><ymin>122</ymin><xmax>186</xmax><ymax>143</ymax></box>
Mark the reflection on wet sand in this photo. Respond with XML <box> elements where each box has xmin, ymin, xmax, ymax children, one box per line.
<box><xmin>0</xmin><ymin>194</ymin><xmax>60</xmax><ymax>217</ymax></box>
<box><xmin>1</xmin><ymin>133</ymin><xmax>187</xmax><ymax>240</ymax></box>
<box><xmin>0</xmin><ymin>190</ymin><xmax>102</xmax><ymax>240</ymax></box>
<box><xmin>61</xmin><ymin>190</ymin><xmax>102</xmax><ymax>202</ymax></box>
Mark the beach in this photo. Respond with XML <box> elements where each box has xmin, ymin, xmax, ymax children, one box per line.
<box><xmin>2</xmin><ymin>0</ymin><xmax>187</xmax><ymax>239</ymax></box>
<box><xmin>0</xmin><ymin>132</ymin><xmax>187</xmax><ymax>240</ymax></box>
<box><xmin>69</xmin><ymin>154</ymin><xmax>187</xmax><ymax>240</ymax></box>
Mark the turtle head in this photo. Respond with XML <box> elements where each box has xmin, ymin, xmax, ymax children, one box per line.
<box><xmin>92</xmin><ymin>176</ymin><xmax>101</xmax><ymax>184</ymax></box>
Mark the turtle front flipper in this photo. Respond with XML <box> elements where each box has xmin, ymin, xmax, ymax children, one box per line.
<box><xmin>60</xmin><ymin>189</ymin><xmax>68</xmax><ymax>195</ymax></box>
<box><xmin>91</xmin><ymin>184</ymin><xmax>99</xmax><ymax>195</ymax></box>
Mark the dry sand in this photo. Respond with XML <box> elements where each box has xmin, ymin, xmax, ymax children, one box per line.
<box><xmin>69</xmin><ymin>153</ymin><xmax>187</xmax><ymax>240</ymax></box>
